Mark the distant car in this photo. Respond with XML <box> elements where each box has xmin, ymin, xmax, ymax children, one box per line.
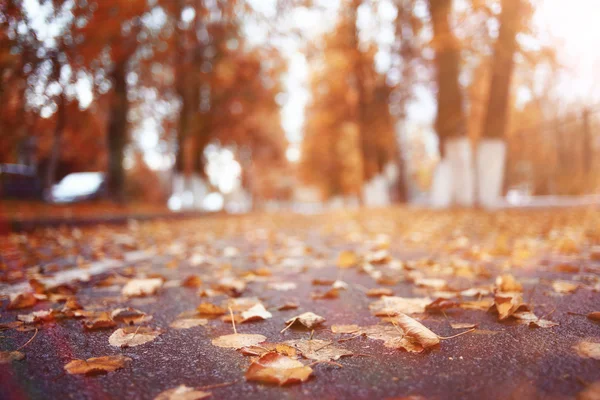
<box><xmin>0</xmin><ymin>164</ymin><xmax>43</xmax><ymax>199</ymax></box>
<box><xmin>49</xmin><ymin>172</ymin><xmax>106</xmax><ymax>203</ymax></box>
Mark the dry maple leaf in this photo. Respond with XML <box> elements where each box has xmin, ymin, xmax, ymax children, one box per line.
<box><xmin>241</xmin><ymin>304</ymin><xmax>272</xmax><ymax>323</ymax></box>
<box><xmin>394</xmin><ymin>312</ymin><xmax>440</xmax><ymax>349</ymax></box>
<box><xmin>588</xmin><ymin>312</ymin><xmax>600</xmax><ymax>322</ymax></box>
<box><xmin>182</xmin><ymin>275</ymin><xmax>203</xmax><ymax>288</ymax></box>
<box><xmin>370</xmin><ymin>296</ymin><xmax>431</xmax><ymax>316</ymax></box>
<box><xmin>493</xmin><ymin>292</ymin><xmax>527</xmax><ymax>320</ymax></box>
<box><xmin>496</xmin><ymin>274</ymin><xmax>523</xmax><ymax>292</ymax></box>
<box><xmin>284</xmin><ymin>339</ymin><xmax>352</xmax><ymax>361</ymax></box>
<box><xmin>83</xmin><ymin>311</ymin><xmax>116</xmax><ymax>330</ymax></box>
<box><xmin>277</xmin><ymin>302</ymin><xmax>298</xmax><ymax>311</ymax></box>
<box><xmin>245</xmin><ymin>353</ymin><xmax>312</xmax><ymax>386</ymax></box>
<box><xmin>170</xmin><ymin>318</ymin><xmax>208</xmax><ymax>329</ymax></box>
<box><xmin>366</xmin><ymin>288</ymin><xmax>394</xmax><ymax>297</ymax></box>
<box><xmin>512</xmin><ymin>311</ymin><xmax>558</xmax><ymax>328</ymax></box>
<box><xmin>425</xmin><ymin>298</ymin><xmax>459</xmax><ymax>313</ymax></box>
<box><xmin>197</xmin><ymin>303</ymin><xmax>226</xmax><ymax>316</ymax></box>
<box><xmin>111</xmin><ymin>308</ymin><xmax>152</xmax><ymax>325</ymax></box>
<box><xmin>7</xmin><ymin>292</ymin><xmax>37</xmax><ymax>310</ymax></box>
<box><xmin>122</xmin><ymin>278</ymin><xmax>163</xmax><ymax>297</ymax></box>
<box><xmin>331</xmin><ymin>324</ymin><xmax>361</xmax><ymax>334</ymax></box>
<box><xmin>337</xmin><ymin>250</ymin><xmax>358</xmax><ymax>268</ymax></box>
<box><xmin>311</xmin><ymin>288</ymin><xmax>339</xmax><ymax>300</ymax></box>
<box><xmin>109</xmin><ymin>327</ymin><xmax>161</xmax><ymax>348</ymax></box>
<box><xmin>154</xmin><ymin>385</ymin><xmax>211</xmax><ymax>400</ymax></box>
<box><xmin>574</xmin><ymin>340</ymin><xmax>600</xmax><ymax>360</ymax></box>
<box><xmin>0</xmin><ymin>351</ymin><xmax>25</xmax><ymax>364</ymax></box>
<box><xmin>241</xmin><ymin>343</ymin><xmax>298</xmax><ymax>357</ymax></box>
<box><xmin>361</xmin><ymin>325</ymin><xmax>424</xmax><ymax>353</ymax></box>
<box><xmin>211</xmin><ymin>333</ymin><xmax>267</xmax><ymax>349</ymax></box>
<box><xmin>552</xmin><ymin>280</ymin><xmax>579</xmax><ymax>294</ymax></box>
<box><xmin>283</xmin><ymin>312</ymin><xmax>326</xmax><ymax>331</ymax></box>
<box><xmin>64</xmin><ymin>355</ymin><xmax>131</xmax><ymax>375</ymax></box>
<box><xmin>17</xmin><ymin>310</ymin><xmax>54</xmax><ymax>324</ymax></box>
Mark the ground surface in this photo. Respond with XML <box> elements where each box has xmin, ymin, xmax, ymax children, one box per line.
<box><xmin>1</xmin><ymin>207</ymin><xmax>600</xmax><ymax>400</ymax></box>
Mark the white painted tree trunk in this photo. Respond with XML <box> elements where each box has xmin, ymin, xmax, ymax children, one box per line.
<box><xmin>476</xmin><ymin>138</ymin><xmax>506</xmax><ymax>208</ymax></box>
<box><xmin>430</xmin><ymin>137</ymin><xmax>475</xmax><ymax>208</ymax></box>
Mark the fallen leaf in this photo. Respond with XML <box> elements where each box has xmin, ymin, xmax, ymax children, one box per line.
<box><xmin>241</xmin><ymin>343</ymin><xmax>298</xmax><ymax>357</ymax></box>
<box><xmin>370</xmin><ymin>296</ymin><xmax>431</xmax><ymax>316</ymax></box>
<box><xmin>552</xmin><ymin>280</ymin><xmax>579</xmax><ymax>294</ymax></box>
<box><xmin>245</xmin><ymin>353</ymin><xmax>312</xmax><ymax>385</ymax></box>
<box><xmin>17</xmin><ymin>309</ymin><xmax>54</xmax><ymax>324</ymax></box>
<box><xmin>197</xmin><ymin>303</ymin><xmax>227</xmax><ymax>316</ymax></box>
<box><xmin>154</xmin><ymin>385</ymin><xmax>211</xmax><ymax>400</ymax></box>
<box><xmin>460</xmin><ymin>299</ymin><xmax>494</xmax><ymax>311</ymax></box>
<box><xmin>366</xmin><ymin>249</ymin><xmax>390</xmax><ymax>264</ymax></box>
<box><xmin>122</xmin><ymin>278</ymin><xmax>163</xmax><ymax>297</ymax></box>
<box><xmin>0</xmin><ymin>351</ymin><xmax>25</xmax><ymax>364</ymax></box>
<box><xmin>425</xmin><ymin>298</ymin><xmax>459</xmax><ymax>313</ymax></box>
<box><xmin>574</xmin><ymin>340</ymin><xmax>600</xmax><ymax>360</ymax></box>
<box><xmin>182</xmin><ymin>275</ymin><xmax>203</xmax><ymax>288</ymax></box>
<box><xmin>111</xmin><ymin>308</ymin><xmax>152</xmax><ymax>325</ymax></box>
<box><xmin>277</xmin><ymin>302</ymin><xmax>298</xmax><ymax>311</ymax></box>
<box><xmin>450</xmin><ymin>322</ymin><xmax>477</xmax><ymax>330</ymax></box>
<box><xmin>496</xmin><ymin>274</ymin><xmax>523</xmax><ymax>292</ymax></box>
<box><xmin>241</xmin><ymin>304</ymin><xmax>273</xmax><ymax>323</ymax></box>
<box><xmin>311</xmin><ymin>288</ymin><xmax>339</xmax><ymax>300</ymax></box>
<box><xmin>512</xmin><ymin>311</ymin><xmax>558</xmax><ymax>328</ymax></box>
<box><xmin>415</xmin><ymin>278</ymin><xmax>447</xmax><ymax>290</ymax></box>
<box><xmin>588</xmin><ymin>312</ymin><xmax>600</xmax><ymax>322</ymax></box>
<box><xmin>83</xmin><ymin>311</ymin><xmax>117</xmax><ymax>330</ymax></box>
<box><xmin>366</xmin><ymin>288</ymin><xmax>393</xmax><ymax>297</ymax></box>
<box><xmin>170</xmin><ymin>318</ymin><xmax>208</xmax><ymax>329</ymax></box>
<box><xmin>284</xmin><ymin>312</ymin><xmax>326</xmax><ymax>330</ymax></box>
<box><xmin>337</xmin><ymin>250</ymin><xmax>358</xmax><ymax>268</ymax></box>
<box><xmin>312</xmin><ymin>278</ymin><xmax>335</xmax><ymax>285</ymax></box>
<box><xmin>362</xmin><ymin>325</ymin><xmax>424</xmax><ymax>353</ymax></box>
<box><xmin>494</xmin><ymin>292</ymin><xmax>527</xmax><ymax>320</ymax></box>
<box><xmin>7</xmin><ymin>293</ymin><xmax>37</xmax><ymax>310</ymax></box>
<box><xmin>211</xmin><ymin>333</ymin><xmax>267</xmax><ymax>349</ymax></box>
<box><xmin>394</xmin><ymin>312</ymin><xmax>440</xmax><ymax>349</ymax></box>
<box><xmin>331</xmin><ymin>324</ymin><xmax>361</xmax><ymax>334</ymax></box>
<box><xmin>284</xmin><ymin>339</ymin><xmax>352</xmax><ymax>361</ymax></box>
<box><xmin>64</xmin><ymin>355</ymin><xmax>131</xmax><ymax>375</ymax></box>
<box><xmin>109</xmin><ymin>327</ymin><xmax>162</xmax><ymax>347</ymax></box>
<box><xmin>268</xmin><ymin>282</ymin><xmax>297</xmax><ymax>291</ymax></box>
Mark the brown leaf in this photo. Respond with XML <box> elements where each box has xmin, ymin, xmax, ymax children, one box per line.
<box><xmin>415</xmin><ymin>278</ymin><xmax>447</xmax><ymax>290</ymax></box>
<box><xmin>170</xmin><ymin>318</ymin><xmax>208</xmax><ymax>329</ymax></box>
<box><xmin>108</xmin><ymin>327</ymin><xmax>161</xmax><ymax>348</ymax></box>
<box><xmin>394</xmin><ymin>312</ymin><xmax>440</xmax><ymax>349</ymax></box>
<box><xmin>450</xmin><ymin>322</ymin><xmax>477</xmax><ymax>330</ymax></box>
<box><xmin>182</xmin><ymin>275</ymin><xmax>203</xmax><ymax>288</ymax></box>
<box><xmin>370</xmin><ymin>296</ymin><xmax>431</xmax><ymax>316</ymax></box>
<box><xmin>284</xmin><ymin>339</ymin><xmax>352</xmax><ymax>361</ymax></box>
<box><xmin>277</xmin><ymin>302</ymin><xmax>298</xmax><ymax>311</ymax></box>
<box><xmin>331</xmin><ymin>324</ymin><xmax>361</xmax><ymax>334</ymax></box>
<box><xmin>512</xmin><ymin>311</ymin><xmax>558</xmax><ymax>328</ymax></box>
<box><xmin>211</xmin><ymin>333</ymin><xmax>267</xmax><ymax>349</ymax></box>
<box><xmin>83</xmin><ymin>311</ymin><xmax>117</xmax><ymax>330</ymax></box>
<box><xmin>587</xmin><ymin>312</ymin><xmax>600</xmax><ymax>322</ymax></box>
<box><xmin>574</xmin><ymin>340</ymin><xmax>600</xmax><ymax>360</ymax></box>
<box><xmin>197</xmin><ymin>303</ymin><xmax>226</xmax><ymax>316</ymax></box>
<box><xmin>337</xmin><ymin>250</ymin><xmax>358</xmax><ymax>268</ymax></box>
<box><xmin>0</xmin><ymin>351</ymin><xmax>25</xmax><ymax>364</ymax></box>
<box><xmin>496</xmin><ymin>274</ymin><xmax>523</xmax><ymax>292</ymax></box>
<box><xmin>245</xmin><ymin>353</ymin><xmax>312</xmax><ymax>386</ymax></box>
<box><xmin>425</xmin><ymin>298</ymin><xmax>459</xmax><ymax>313</ymax></box>
<box><xmin>7</xmin><ymin>292</ymin><xmax>37</xmax><ymax>310</ymax></box>
<box><xmin>241</xmin><ymin>303</ymin><xmax>272</xmax><ymax>323</ymax></box>
<box><xmin>17</xmin><ymin>309</ymin><xmax>54</xmax><ymax>324</ymax></box>
<box><xmin>111</xmin><ymin>308</ymin><xmax>152</xmax><ymax>325</ymax></box>
<box><xmin>366</xmin><ymin>288</ymin><xmax>393</xmax><ymax>297</ymax></box>
<box><xmin>362</xmin><ymin>325</ymin><xmax>424</xmax><ymax>353</ymax></box>
<box><xmin>284</xmin><ymin>312</ymin><xmax>326</xmax><ymax>330</ymax></box>
<box><xmin>311</xmin><ymin>288</ymin><xmax>339</xmax><ymax>300</ymax></box>
<box><xmin>64</xmin><ymin>355</ymin><xmax>131</xmax><ymax>375</ymax></box>
<box><xmin>154</xmin><ymin>385</ymin><xmax>211</xmax><ymax>400</ymax></box>
<box><xmin>552</xmin><ymin>280</ymin><xmax>579</xmax><ymax>294</ymax></box>
<box><xmin>122</xmin><ymin>278</ymin><xmax>163</xmax><ymax>297</ymax></box>
<box><xmin>493</xmin><ymin>292</ymin><xmax>527</xmax><ymax>320</ymax></box>
<box><xmin>241</xmin><ymin>343</ymin><xmax>298</xmax><ymax>358</ymax></box>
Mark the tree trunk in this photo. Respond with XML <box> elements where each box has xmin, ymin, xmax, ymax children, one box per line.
<box><xmin>106</xmin><ymin>60</ymin><xmax>128</xmax><ymax>202</ymax></box>
<box><xmin>45</xmin><ymin>91</ymin><xmax>66</xmax><ymax>194</ymax></box>
<box><xmin>428</xmin><ymin>0</ymin><xmax>466</xmax><ymax>153</ymax></box>
<box><xmin>477</xmin><ymin>0</ymin><xmax>521</xmax><ymax>207</ymax></box>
